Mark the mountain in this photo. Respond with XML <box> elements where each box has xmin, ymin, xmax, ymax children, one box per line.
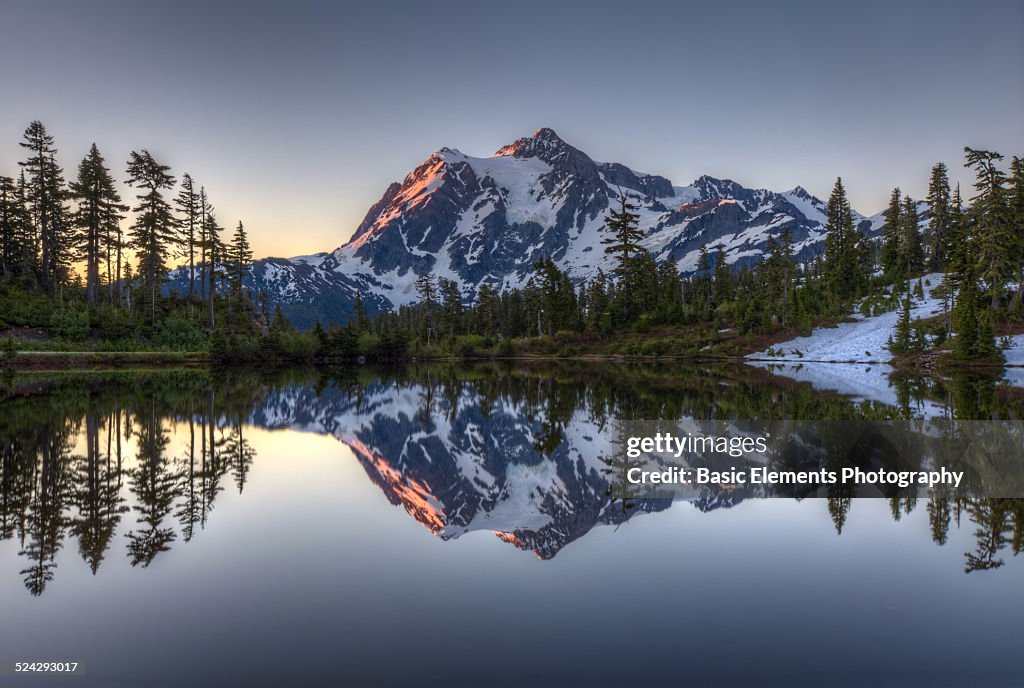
<box><xmin>168</xmin><ymin>127</ymin><xmax>921</xmax><ymax>327</ymax></box>
<box><xmin>249</xmin><ymin>377</ymin><xmax>673</xmax><ymax>559</ymax></box>
<box><xmin>244</xmin><ymin>376</ymin><xmax>879</xmax><ymax>557</ymax></box>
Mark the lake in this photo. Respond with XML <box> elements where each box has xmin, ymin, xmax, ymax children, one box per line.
<box><xmin>1</xmin><ymin>363</ymin><xmax>1021</xmax><ymax>687</ymax></box>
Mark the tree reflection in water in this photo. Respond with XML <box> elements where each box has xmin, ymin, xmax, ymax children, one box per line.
<box><xmin>0</xmin><ymin>363</ymin><xmax>1021</xmax><ymax>595</ymax></box>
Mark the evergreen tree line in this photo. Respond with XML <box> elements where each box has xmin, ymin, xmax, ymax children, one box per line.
<box><xmin>0</xmin><ymin>120</ymin><xmax>256</xmax><ymax>344</ymax></box>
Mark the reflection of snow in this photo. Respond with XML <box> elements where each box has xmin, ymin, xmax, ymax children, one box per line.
<box><xmin>747</xmin><ymin>361</ymin><xmax>948</xmax><ymax>417</ymax></box>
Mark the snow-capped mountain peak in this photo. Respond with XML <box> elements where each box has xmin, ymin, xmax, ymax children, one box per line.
<box><xmin>167</xmin><ymin>128</ymin><xmax>914</xmax><ymax>327</ymax></box>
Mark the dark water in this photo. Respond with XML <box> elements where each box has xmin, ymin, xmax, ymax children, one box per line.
<box><xmin>0</xmin><ymin>364</ymin><xmax>1021</xmax><ymax>687</ymax></box>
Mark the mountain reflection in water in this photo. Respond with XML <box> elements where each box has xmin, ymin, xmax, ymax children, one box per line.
<box><xmin>1</xmin><ymin>362</ymin><xmax>1022</xmax><ymax>597</ymax></box>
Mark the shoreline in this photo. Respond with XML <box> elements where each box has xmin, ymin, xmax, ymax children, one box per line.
<box><xmin>4</xmin><ymin>348</ymin><xmax>1023</xmax><ymax>374</ymax></box>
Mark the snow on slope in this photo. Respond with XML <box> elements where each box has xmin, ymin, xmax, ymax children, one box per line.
<box><xmin>1004</xmin><ymin>334</ymin><xmax>1024</xmax><ymax>388</ymax></box>
<box><xmin>746</xmin><ymin>274</ymin><xmax>946</xmax><ymax>411</ymax></box>
<box><xmin>748</xmin><ymin>278</ymin><xmax>1024</xmax><ymax>412</ymax></box>
<box><xmin>747</xmin><ymin>274</ymin><xmax>947</xmax><ymax>363</ymax></box>
<box><xmin>1003</xmin><ymin>334</ymin><xmax>1024</xmax><ymax>367</ymax></box>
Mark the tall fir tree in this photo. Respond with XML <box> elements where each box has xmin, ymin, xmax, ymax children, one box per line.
<box><xmin>125</xmin><ymin>150</ymin><xmax>177</xmax><ymax>325</ymax></box>
<box><xmin>712</xmin><ymin>248</ymin><xmax>732</xmax><ymax>306</ymax></box>
<box><xmin>880</xmin><ymin>187</ymin><xmax>903</xmax><ymax>280</ymax></box>
<box><xmin>18</xmin><ymin>121</ymin><xmax>69</xmax><ymax>290</ymax></box>
<box><xmin>175</xmin><ymin>173</ymin><xmax>200</xmax><ymax>300</ymax></box>
<box><xmin>439</xmin><ymin>278</ymin><xmax>463</xmax><ymax>337</ymax></box>
<box><xmin>964</xmin><ymin>147</ymin><xmax>1012</xmax><ymax>308</ymax></box>
<box><xmin>204</xmin><ymin>211</ymin><xmax>224</xmax><ymax>331</ymax></box>
<box><xmin>353</xmin><ymin>292</ymin><xmax>368</xmax><ymax>333</ymax></box>
<box><xmin>1008</xmin><ymin>156</ymin><xmax>1024</xmax><ymax>312</ymax></box>
<box><xmin>228</xmin><ymin>220</ymin><xmax>252</xmax><ymax>301</ymax></box>
<box><xmin>925</xmin><ymin>162</ymin><xmax>951</xmax><ymax>271</ymax></box>
<box><xmin>601</xmin><ymin>191</ymin><xmax>643</xmax><ymax>317</ymax></box>
<box><xmin>901</xmin><ymin>196</ymin><xmax>924</xmax><ymax>276</ymax></box>
<box><xmin>101</xmin><ymin>172</ymin><xmax>127</xmax><ymax>306</ymax></box>
<box><xmin>197</xmin><ymin>186</ymin><xmax>213</xmax><ymax>303</ymax></box>
<box><xmin>822</xmin><ymin>177</ymin><xmax>862</xmax><ymax>302</ymax></box>
<box><xmin>0</xmin><ymin>175</ymin><xmax>30</xmax><ymax>279</ymax></box>
<box><xmin>0</xmin><ymin>176</ymin><xmax>15</xmax><ymax>277</ymax></box>
<box><xmin>414</xmin><ymin>272</ymin><xmax>436</xmax><ymax>341</ymax></box>
<box><xmin>953</xmin><ymin>276</ymin><xmax>979</xmax><ymax>359</ymax></box>
<box><xmin>947</xmin><ymin>184</ymin><xmax>968</xmax><ymax>282</ymax></box>
<box><xmin>70</xmin><ymin>144</ymin><xmax>125</xmax><ymax>304</ymax></box>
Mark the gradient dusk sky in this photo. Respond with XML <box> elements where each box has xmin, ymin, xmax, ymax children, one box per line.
<box><xmin>1</xmin><ymin>0</ymin><xmax>1021</xmax><ymax>260</ymax></box>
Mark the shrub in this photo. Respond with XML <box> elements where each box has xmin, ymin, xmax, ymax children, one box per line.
<box><xmin>273</xmin><ymin>331</ymin><xmax>320</xmax><ymax>360</ymax></box>
<box><xmin>50</xmin><ymin>308</ymin><xmax>90</xmax><ymax>341</ymax></box>
<box><xmin>357</xmin><ymin>333</ymin><xmax>381</xmax><ymax>356</ymax></box>
<box><xmin>455</xmin><ymin>334</ymin><xmax>488</xmax><ymax>358</ymax></box>
<box><xmin>155</xmin><ymin>314</ymin><xmax>205</xmax><ymax>351</ymax></box>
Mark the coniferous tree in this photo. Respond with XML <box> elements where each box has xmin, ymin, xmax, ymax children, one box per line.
<box><xmin>440</xmin><ymin>279</ymin><xmax>463</xmax><ymax>338</ymax></box>
<box><xmin>954</xmin><ymin>273</ymin><xmax>979</xmax><ymax>359</ymax></box>
<box><xmin>601</xmin><ymin>191</ymin><xmax>642</xmax><ymax>318</ymax></box>
<box><xmin>694</xmin><ymin>246</ymin><xmax>713</xmax><ymax>317</ymax></box>
<box><xmin>70</xmin><ymin>144</ymin><xmax>125</xmax><ymax>305</ymax></box>
<box><xmin>939</xmin><ymin>184</ymin><xmax>967</xmax><ymax>331</ymax></box>
<box><xmin>901</xmin><ymin>196</ymin><xmax>924</xmax><ymax>276</ymax></box>
<box><xmin>822</xmin><ymin>177</ymin><xmax>862</xmax><ymax>303</ymax></box>
<box><xmin>881</xmin><ymin>187</ymin><xmax>904</xmax><ymax>280</ymax></box>
<box><xmin>174</xmin><ymin>173</ymin><xmax>200</xmax><ymax>300</ymax></box>
<box><xmin>15</xmin><ymin>172</ymin><xmax>36</xmax><ymax>277</ymax></box>
<box><xmin>976</xmin><ymin>310</ymin><xmax>998</xmax><ymax>359</ymax></box>
<box><xmin>101</xmin><ymin>175</ymin><xmax>127</xmax><ymax>306</ymax></box>
<box><xmin>414</xmin><ymin>273</ymin><xmax>436</xmax><ymax>341</ymax></box>
<box><xmin>889</xmin><ymin>291</ymin><xmax>914</xmax><ymax>354</ymax></box>
<box><xmin>475</xmin><ymin>282</ymin><xmax>501</xmax><ymax>335</ymax></box>
<box><xmin>1008</xmin><ymin>156</ymin><xmax>1024</xmax><ymax>312</ymax></box>
<box><xmin>712</xmin><ymin>248</ymin><xmax>732</xmax><ymax>306</ymax></box>
<box><xmin>125</xmin><ymin>150</ymin><xmax>177</xmax><ymax>325</ymax></box>
<box><xmin>228</xmin><ymin>220</ymin><xmax>252</xmax><ymax>301</ymax></box>
<box><xmin>0</xmin><ymin>175</ymin><xmax>31</xmax><ymax>279</ymax></box>
<box><xmin>656</xmin><ymin>261</ymin><xmax>682</xmax><ymax>321</ymax></box>
<box><xmin>0</xmin><ymin>176</ymin><xmax>14</xmax><ymax>277</ymax></box>
<box><xmin>925</xmin><ymin>163</ymin><xmax>952</xmax><ymax>271</ymax></box>
<box><xmin>964</xmin><ymin>148</ymin><xmax>1012</xmax><ymax>308</ymax></box>
<box><xmin>19</xmin><ymin>121</ymin><xmax>69</xmax><ymax>290</ymax></box>
<box><xmin>204</xmin><ymin>212</ymin><xmax>224</xmax><ymax>331</ymax></box>
<box><xmin>197</xmin><ymin>186</ymin><xmax>213</xmax><ymax>303</ymax></box>
<box><xmin>353</xmin><ymin>292</ymin><xmax>368</xmax><ymax>333</ymax></box>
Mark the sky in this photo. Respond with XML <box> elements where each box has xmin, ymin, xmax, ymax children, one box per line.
<box><xmin>0</xmin><ymin>0</ymin><xmax>1021</xmax><ymax>260</ymax></box>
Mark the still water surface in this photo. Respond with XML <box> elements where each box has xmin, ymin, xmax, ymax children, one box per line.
<box><xmin>1</xmin><ymin>364</ymin><xmax>1021</xmax><ymax>687</ymax></box>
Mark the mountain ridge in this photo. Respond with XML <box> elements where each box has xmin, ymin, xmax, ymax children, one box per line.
<box><xmin>168</xmin><ymin>128</ymin><xmax>924</xmax><ymax>327</ymax></box>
